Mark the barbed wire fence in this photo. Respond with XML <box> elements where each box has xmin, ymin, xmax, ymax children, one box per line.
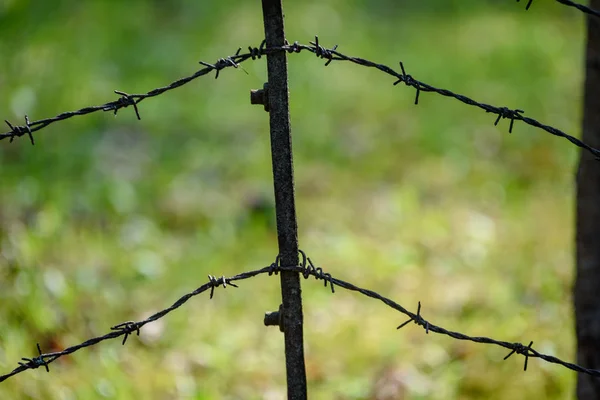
<box><xmin>2</xmin><ymin>0</ymin><xmax>600</xmax><ymax>397</ymax></box>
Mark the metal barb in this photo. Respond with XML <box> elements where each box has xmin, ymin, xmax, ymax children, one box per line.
<box><xmin>18</xmin><ymin>343</ymin><xmax>49</xmax><ymax>373</ymax></box>
<box><xmin>284</xmin><ymin>40</ymin><xmax>302</xmax><ymax>53</ymax></box>
<box><xmin>397</xmin><ymin>302</ymin><xmax>427</xmax><ymax>330</ymax></box>
<box><xmin>200</xmin><ymin>56</ymin><xmax>239</xmax><ymax>79</ymax></box>
<box><xmin>5</xmin><ymin>116</ymin><xmax>34</xmax><ymax>145</ymax></box>
<box><xmin>113</xmin><ymin>91</ymin><xmax>141</xmax><ymax>120</ymax></box>
<box><xmin>394</xmin><ymin>62</ymin><xmax>420</xmax><ymax>104</ymax></box>
<box><xmin>309</xmin><ymin>36</ymin><xmax>338</xmax><ymax>66</ymax></box>
<box><xmin>490</xmin><ymin>107</ymin><xmax>524</xmax><ymax>133</ymax></box>
<box><xmin>297</xmin><ymin>250</ymin><xmax>335</xmax><ymax>293</ymax></box>
<box><xmin>207</xmin><ymin>275</ymin><xmax>238</xmax><ymax>299</ymax></box>
<box><xmin>248</xmin><ymin>45</ymin><xmax>263</xmax><ymax>59</ymax></box>
<box><xmin>111</xmin><ymin>321</ymin><xmax>141</xmax><ymax>345</ymax></box>
<box><xmin>516</xmin><ymin>0</ymin><xmax>534</xmax><ymax>10</ymax></box>
<box><xmin>503</xmin><ymin>340</ymin><xmax>534</xmax><ymax>371</ymax></box>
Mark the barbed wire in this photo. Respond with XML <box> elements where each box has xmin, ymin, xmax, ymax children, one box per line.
<box><xmin>2</xmin><ymin>38</ymin><xmax>600</xmax><ymax>160</ymax></box>
<box><xmin>556</xmin><ymin>0</ymin><xmax>600</xmax><ymax>17</ymax></box>
<box><xmin>1</xmin><ymin>252</ymin><xmax>599</xmax><ymax>383</ymax></box>
<box><xmin>287</xmin><ymin>37</ymin><xmax>600</xmax><ymax>159</ymax></box>
<box><xmin>0</xmin><ymin>43</ymin><xmax>271</xmax><ymax>144</ymax></box>
<box><xmin>0</xmin><ymin>273</ymin><xmax>242</xmax><ymax>383</ymax></box>
<box><xmin>517</xmin><ymin>0</ymin><xmax>600</xmax><ymax>19</ymax></box>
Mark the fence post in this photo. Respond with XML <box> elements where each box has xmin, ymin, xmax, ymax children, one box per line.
<box><xmin>259</xmin><ymin>0</ymin><xmax>308</xmax><ymax>398</ymax></box>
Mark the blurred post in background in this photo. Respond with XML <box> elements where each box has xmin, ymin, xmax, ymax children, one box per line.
<box><xmin>576</xmin><ymin>0</ymin><xmax>600</xmax><ymax>398</ymax></box>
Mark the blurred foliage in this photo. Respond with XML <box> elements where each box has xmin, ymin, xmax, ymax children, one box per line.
<box><xmin>0</xmin><ymin>0</ymin><xmax>587</xmax><ymax>399</ymax></box>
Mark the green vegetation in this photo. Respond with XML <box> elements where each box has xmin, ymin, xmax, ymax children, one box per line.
<box><xmin>0</xmin><ymin>0</ymin><xmax>587</xmax><ymax>398</ymax></box>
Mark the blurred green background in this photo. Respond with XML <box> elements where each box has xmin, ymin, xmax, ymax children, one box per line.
<box><xmin>0</xmin><ymin>0</ymin><xmax>588</xmax><ymax>399</ymax></box>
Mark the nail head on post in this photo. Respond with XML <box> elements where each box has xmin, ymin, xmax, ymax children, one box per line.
<box><xmin>250</xmin><ymin>82</ymin><xmax>269</xmax><ymax>112</ymax></box>
<box><xmin>264</xmin><ymin>304</ymin><xmax>284</xmax><ymax>332</ymax></box>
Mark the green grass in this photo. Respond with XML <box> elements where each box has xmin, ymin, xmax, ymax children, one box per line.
<box><xmin>0</xmin><ymin>0</ymin><xmax>588</xmax><ymax>398</ymax></box>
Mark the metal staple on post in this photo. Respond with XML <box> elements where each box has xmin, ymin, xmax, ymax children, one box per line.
<box><xmin>260</xmin><ymin>0</ymin><xmax>308</xmax><ymax>398</ymax></box>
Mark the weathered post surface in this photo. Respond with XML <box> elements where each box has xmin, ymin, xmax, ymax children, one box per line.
<box><xmin>260</xmin><ymin>0</ymin><xmax>308</xmax><ymax>398</ymax></box>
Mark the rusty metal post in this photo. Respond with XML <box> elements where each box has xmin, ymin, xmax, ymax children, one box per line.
<box><xmin>260</xmin><ymin>0</ymin><xmax>308</xmax><ymax>398</ymax></box>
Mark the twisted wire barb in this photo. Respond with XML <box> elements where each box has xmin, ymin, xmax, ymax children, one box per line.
<box><xmin>518</xmin><ymin>0</ymin><xmax>600</xmax><ymax>19</ymax></box>
<box><xmin>2</xmin><ymin>256</ymin><xmax>599</xmax><ymax>383</ymax></box>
